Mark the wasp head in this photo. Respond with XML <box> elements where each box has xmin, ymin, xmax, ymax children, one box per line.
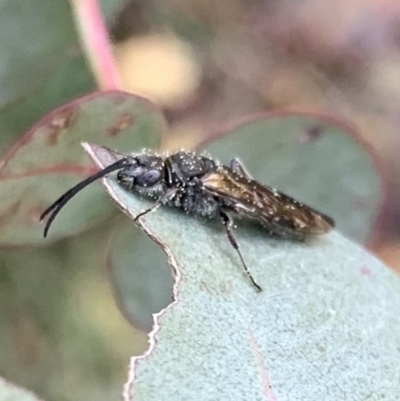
<box><xmin>40</xmin><ymin>152</ymin><xmax>166</xmax><ymax>237</ymax></box>
<box><xmin>117</xmin><ymin>154</ymin><xmax>165</xmax><ymax>198</ymax></box>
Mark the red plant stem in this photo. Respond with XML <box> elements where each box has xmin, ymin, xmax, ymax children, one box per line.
<box><xmin>69</xmin><ymin>0</ymin><xmax>122</xmax><ymax>90</ymax></box>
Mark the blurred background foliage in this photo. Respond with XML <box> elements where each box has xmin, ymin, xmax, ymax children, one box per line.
<box><xmin>0</xmin><ymin>0</ymin><xmax>399</xmax><ymax>400</ymax></box>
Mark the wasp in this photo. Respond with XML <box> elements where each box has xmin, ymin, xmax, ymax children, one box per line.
<box><xmin>40</xmin><ymin>149</ymin><xmax>334</xmax><ymax>292</ymax></box>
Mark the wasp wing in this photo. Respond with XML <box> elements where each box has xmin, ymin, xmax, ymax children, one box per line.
<box><xmin>201</xmin><ymin>168</ymin><xmax>334</xmax><ymax>238</ymax></box>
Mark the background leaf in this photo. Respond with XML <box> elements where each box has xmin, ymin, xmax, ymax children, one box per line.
<box><xmin>88</xmin><ymin>143</ymin><xmax>400</xmax><ymax>401</ymax></box>
<box><xmin>0</xmin><ymin>0</ymin><xmax>78</xmax><ymax>108</ymax></box>
<box><xmin>199</xmin><ymin>113</ymin><xmax>385</xmax><ymax>244</ymax></box>
<box><xmin>0</xmin><ymin>0</ymin><xmax>126</xmax><ymax>153</ymax></box>
<box><xmin>0</xmin><ymin>0</ymin><xmax>96</xmax><ymax>152</ymax></box>
<box><xmin>105</xmin><ymin>221</ymin><xmax>173</xmax><ymax>332</ymax></box>
<box><xmin>0</xmin><ymin>230</ymin><xmax>146</xmax><ymax>401</ymax></box>
<box><xmin>0</xmin><ymin>91</ymin><xmax>164</xmax><ymax>246</ymax></box>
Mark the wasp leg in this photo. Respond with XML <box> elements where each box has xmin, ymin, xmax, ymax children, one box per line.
<box><xmin>134</xmin><ymin>188</ymin><xmax>178</xmax><ymax>222</ymax></box>
<box><xmin>220</xmin><ymin>211</ymin><xmax>262</xmax><ymax>292</ymax></box>
<box><xmin>230</xmin><ymin>158</ymin><xmax>253</xmax><ymax>179</ymax></box>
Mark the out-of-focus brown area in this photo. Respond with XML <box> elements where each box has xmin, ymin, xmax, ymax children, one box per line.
<box><xmin>112</xmin><ymin>0</ymin><xmax>400</xmax><ymax>270</ymax></box>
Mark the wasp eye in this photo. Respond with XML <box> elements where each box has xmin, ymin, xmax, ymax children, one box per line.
<box><xmin>136</xmin><ymin>169</ymin><xmax>162</xmax><ymax>187</ymax></box>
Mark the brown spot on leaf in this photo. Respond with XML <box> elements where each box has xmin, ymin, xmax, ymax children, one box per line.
<box><xmin>28</xmin><ymin>206</ymin><xmax>48</xmax><ymax>225</ymax></box>
<box><xmin>299</xmin><ymin>124</ymin><xmax>325</xmax><ymax>143</ymax></box>
<box><xmin>46</xmin><ymin>106</ymin><xmax>78</xmax><ymax>145</ymax></box>
<box><xmin>0</xmin><ymin>200</ymin><xmax>21</xmax><ymax>227</ymax></box>
<box><xmin>8</xmin><ymin>305</ymin><xmax>44</xmax><ymax>367</ymax></box>
<box><xmin>108</xmin><ymin>112</ymin><xmax>135</xmax><ymax>136</ymax></box>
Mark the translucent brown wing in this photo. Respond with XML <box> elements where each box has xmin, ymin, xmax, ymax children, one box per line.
<box><xmin>201</xmin><ymin>167</ymin><xmax>334</xmax><ymax>239</ymax></box>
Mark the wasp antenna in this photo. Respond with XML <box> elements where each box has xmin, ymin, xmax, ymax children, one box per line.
<box><xmin>41</xmin><ymin>158</ymin><xmax>129</xmax><ymax>238</ymax></box>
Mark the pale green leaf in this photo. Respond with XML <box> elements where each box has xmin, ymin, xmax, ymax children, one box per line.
<box><xmin>87</xmin><ymin>143</ymin><xmax>400</xmax><ymax>401</ymax></box>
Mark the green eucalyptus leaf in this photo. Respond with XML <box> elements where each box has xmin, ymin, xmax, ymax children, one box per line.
<box><xmin>106</xmin><ymin>222</ymin><xmax>173</xmax><ymax>332</ymax></box>
<box><xmin>0</xmin><ymin>0</ymin><xmax>125</xmax><ymax>153</ymax></box>
<box><xmin>0</xmin><ymin>0</ymin><xmax>78</xmax><ymax>108</ymax></box>
<box><xmin>0</xmin><ymin>91</ymin><xmax>164</xmax><ymax>246</ymax></box>
<box><xmin>0</xmin><ymin>0</ymin><xmax>97</xmax><ymax>152</ymax></box>
<box><xmin>199</xmin><ymin>113</ymin><xmax>384</xmax><ymax>244</ymax></box>
<box><xmin>0</xmin><ymin>54</ymin><xmax>95</xmax><ymax>153</ymax></box>
<box><xmin>87</xmin><ymin>143</ymin><xmax>400</xmax><ymax>401</ymax></box>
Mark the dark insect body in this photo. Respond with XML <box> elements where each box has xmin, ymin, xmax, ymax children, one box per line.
<box><xmin>40</xmin><ymin>149</ymin><xmax>334</xmax><ymax>292</ymax></box>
